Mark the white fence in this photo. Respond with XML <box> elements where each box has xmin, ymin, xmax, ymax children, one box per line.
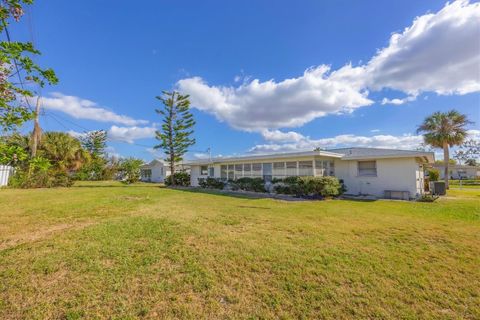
<box><xmin>0</xmin><ymin>165</ymin><xmax>14</xmax><ymax>186</ymax></box>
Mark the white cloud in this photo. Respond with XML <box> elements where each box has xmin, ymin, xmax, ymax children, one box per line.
<box><xmin>381</xmin><ymin>95</ymin><xmax>417</xmax><ymax>105</ymax></box>
<box><xmin>177</xmin><ymin>1</ymin><xmax>480</xmax><ymax>131</ymax></box>
<box><xmin>107</xmin><ymin>125</ymin><xmax>156</xmax><ymax>143</ymax></box>
<box><xmin>250</xmin><ymin>130</ymin><xmax>425</xmax><ymax>153</ymax></box>
<box><xmin>370</xmin><ymin>129</ymin><xmax>381</xmax><ymax>133</ymax></box>
<box><xmin>261</xmin><ymin>129</ymin><xmax>305</xmax><ymax>143</ymax></box>
<box><xmin>177</xmin><ymin>65</ymin><xmax>373</xmax><ymax>131</ymax></box>
<box><xmin>367</xmin><ymin>0</ymin><xmax>480</xmax><ymax>95</ymax></box>
<box><xmin>41</xmin><ymin>92</ymin><xmax>148</xmax><ymax>126</ymax></box>
<box><xmin>467</xmin><ymin>129</ymin><xmax>480</xmax><ymax>140</ymax></box>
<box><xmin>251</xmin><ymin>128</ymin><xmax>480</xmax><ymax>154</ymax></box>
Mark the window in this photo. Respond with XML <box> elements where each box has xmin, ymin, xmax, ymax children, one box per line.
<box><xmin>220</xmin><ymin>165</ymin><xmax>227</xmax><ymax>179</ymax></box>
<box><xmin>243</xmin><ymin>163</ymin><xmax>251</xmax><ymax>177</ymax></box>
<box><xmin>235</xmin><ymin>164</ymin><xmax>243</xmax><ymax>178</ymax></box>
<box><xmin>286</xmin><ymin>161</ymin><xmax>297</xmax><ymax>176</ymax></box>
<box><xmin>141</xmin><ymin>169</ymin><xmax>152</xmax><ymax>179</ymax></box>
<box><xmin>200</xmin><ymin>165</ymin><xmax>208</xmax><ymax>175</ymax></box>
<box><xmin>273</xmin><ymin>162</ymin><xmax>285</xmax><ymax>177</ymax></box>
<box><xmin>315</xmin><ymin>160</ymin><xmax>325</xmax><ymax>176</ymax></box>
<box><xmin>358</xmin><ymin>161</ymin><xmax>377</xmax><ymax>176</ymax></box>
<box><xmin>298</xmin><ymin>161</ymin><xmax>313</xmax><ymax>176</ymax></box>
<box><xmin>209</xmin><ymin>167</ymin><xmax>214</xmax><ymax>177</ymax></box>
<box><xmin>227</xmin><ymin>164</ymin><xmax>234</xmax><ymax>180</ymax></box>
<box><xmin>252</xmin><ymin>163</ymin><xmax>262</xmax><ymax>177</ymax></box>
<box><xmin>329</xmin><ymin>161</ymin><xmax>335</xmax><ymax>176</ymax></box>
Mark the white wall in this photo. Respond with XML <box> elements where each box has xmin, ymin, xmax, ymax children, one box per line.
<box><xmin>140</xmin><ymin>162</ymin><xmax>166</xmax><ymax>183</ymax></box>
<box><xmin>335</xmin><ymin>158</ymin><xmax>422</xmax><ymax>198</ymax></box>
<box><xmin>150</xmin><ymin>164</ymin><xmax>165</xmax><ymax>183</ymax></box>
<box><xmin>190</xmin><ymin>165</ymin><xmax>203</xmax><ymax>186</ymax></box>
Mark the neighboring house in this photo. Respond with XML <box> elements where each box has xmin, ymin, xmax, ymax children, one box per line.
<box><xmin>185</xmin><ymin>148</ymin><xmax>435</xmax><ymax>199</ymax></box>
<box><xmin>140</xmin><ymin>160</ymin><xmax>191</xmax><ymax>183</ymax></box>
<box><xmin>433</xmin><ymin>164</ymin><xmax>480</xmax><ymax>180</ymax></box>
<box><xmin>140</xmin><ymin>160</ymin><xmax>169</xmax><ymax>183</ymax></box>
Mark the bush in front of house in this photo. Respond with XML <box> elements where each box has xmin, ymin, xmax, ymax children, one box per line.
<box><xmin>274</xmin><ymin>176</ymin><xmax>343</xmax><ymax>198</ymax></box>
<box><xmin>230</xmin><ymin>177</ymin><xmax>266</xmax><ymax>193</ymax></box>
<box><xmin>165</xmin><ymin>172</ymin><xmax>190</xmax><ymax>186</ymax></box>
<box><xmin>198</xmin><ymin>177</ymin><xmax>225</xmax><ymax>189</ymax></box>
<box><xmin>427</xmin><ymin>168</ymin><xmax>440</xmax><ymax>182</ymax></box>
<box><xmin>417</xmin><ymin>194</ymin><xmax>439</xmax><ymax>202</ymax></box>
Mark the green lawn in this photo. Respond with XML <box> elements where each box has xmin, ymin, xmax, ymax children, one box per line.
<box><xmin>1</xmin><ymin>182</ymin><xmax>479</xmax><ymax>319</ymax></box>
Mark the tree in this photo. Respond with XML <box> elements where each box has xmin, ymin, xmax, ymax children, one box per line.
<box><xmin>465</xmin><ymin>159</ymin><xmax>477</xmax><ymax>167</ymax></box>
<box><xmin>417</xmin><ymin>110</ymin><xmax>472</xmax><ymax>189</ymax></box>
<box><xmin>453</xmin><ymin>139</ymin><xmax>480</xmax><ymax>165</ymax></box>
<box><xmin>78</xmin><ymin>130</ymin><xmax>108</xmax><ymax>180</ymax></box>
<box><xmin>38</xmin><ymin>131</ymin><xmax>89</xmax><ymax>172</ymax></box>
<box><xmin>119</xmin><ymin>157</ymin><xmax>143</xmax><ymax>184</ymax></box>
<box><xmin>81</xmin><ymin>130</ymin><xmax>107</xmax><ymax>158</ymax></box>
<box><xmin>0</xmin><ymin>0</ymin><xmax>58</xmax><ymax>132</ymax></box>
<box><xmin>154</xmin><ymin>91</ymin><xmax>195</xmax><ymax>185</ymax></box>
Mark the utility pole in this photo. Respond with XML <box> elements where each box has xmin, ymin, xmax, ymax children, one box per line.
<box><xmin>30</xmin><ymin>96</ymin><xmax>42</xmax><ymax>157</ymax></box>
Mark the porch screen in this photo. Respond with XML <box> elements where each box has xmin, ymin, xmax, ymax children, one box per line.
<box><xmin>273</xmin><ymin>162</ymin><xmax>285</xmax><ymax>177</ymax></box>
<box><xmin>227</xmin><ymin>164</ymin><xmax>234</xmax><ymax>180</ymax></box>
<box><xmin>298</xmin><ymin>161</ymin><xmax>313</xmax><ymax>176</ymax></box>
<box><xmin>286</xmin><ymin>161</ymin><xmax>297</xmax><ymax>176</ymax></box>
<box><xmin>220</xmin><ymin>165</ymin><xmax>227</xmax><ymax>179</ymax></box>
<box><xmin>243</xmin><ymin>164</ymin><xmax>251</xmax><ymax>177</ymax></box>
<box><xmin>252</xmin><ymin>163</ymin><xmax>262</xmax><ymax>177</ymax></box>
<box><xmin>235</xmin><ymin>164</ymin><xmax>243</xmax><ymax>178</ymax></box>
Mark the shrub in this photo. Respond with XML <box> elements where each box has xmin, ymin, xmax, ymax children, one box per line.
<box><xmin>119</xmin><ymin>158</ymin><xmax>143</xmax><ymax>184</ymax></box>
<box><xmin>9</xmin><ymin>160</ymin><xmax>74</xmax><ymax>188</ymax></box>
<box><xmin>427</xmin><ymin>168</ymin><xmax>440</xmax><ymax>182</ymax></box>
<box><xmin>198</xmin><ymin>177</ymin><xmax>225</xmax><ymax>189</ymax></box>
<box><xmin>274</xmin><ymin>176</ymin><xmax>343</xmax><ymax>198</ymax></box>
<box><xmin>231</xmin><ymin>177</ymin><xmax>266</xmax><ymax>192</ymax></box>
<box><xmin>165</xmin><ymin>171</ymin><xmax>190</xmax><ymax>186</ymax></box>
<box><xmin>417</xmin><ymin>194</ymin><xmax>439</xmax><ymax>202</ymax></box>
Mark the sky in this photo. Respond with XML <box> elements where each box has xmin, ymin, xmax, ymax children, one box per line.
<box><xmin>9</xmin><ymin>0</ymin><xmax>480</xmax><ymax>161</ymax></box>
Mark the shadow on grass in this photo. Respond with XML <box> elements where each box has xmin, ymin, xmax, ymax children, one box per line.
<box><xmin>171</xmin><ymin>187</ymin><xmax>265</xmax><ymax>200</ymax></box>
<box><xmin>73</xmin><ymin>182</ymin><xmax>166</xmax><ymax>188</ymax></box>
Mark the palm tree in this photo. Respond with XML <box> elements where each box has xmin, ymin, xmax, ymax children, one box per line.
<box><xmin>417</xmin><ymin>110</ymin><xmax>472</xmax><ymax>189</ymax></box>
<box><xmin>38</xmin><ymin>132</ymin><xmax>90</xmax><ymax>172</ymax></box>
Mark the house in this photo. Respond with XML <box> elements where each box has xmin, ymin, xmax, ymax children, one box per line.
<box><xmin>186</xmin><ymin>147</ymin><xmax>435</xmax><ymax>199</ymax></box>
<box><xmin>140</xmin><ymin>160</ymin><xmax>169</xmax><ymax>183</ymax></box>
<box><xmin>433</xmin><ymin>164</ymin><xmax>480</xmax><ymax>180</ymax></box>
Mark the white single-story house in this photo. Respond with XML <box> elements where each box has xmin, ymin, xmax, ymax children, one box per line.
<box><xmin>433</xmin><ymin>164</ymin><xmax>480</xmax><ymax>180</ymax></box>
<box><xmin>140</xmin><ymin>160</ymin><xmax>170</xmax><ymax>183</ymax></box>
<box><xmin>186</xmin><ymin>148</ymin><xmax>435</xmax><ymax>199</ymax></box>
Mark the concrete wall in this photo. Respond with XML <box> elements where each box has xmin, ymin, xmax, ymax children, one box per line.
<box><xmin>335</xmin><ymin>158</ymin><xmax>422</xmax><ymax>198</ymax></box>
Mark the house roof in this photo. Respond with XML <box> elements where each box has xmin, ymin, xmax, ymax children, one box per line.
<box><xmin>185</xmin><ymin>150</ymin><xmax>343</xmax><ymax>165</ymax></box>
<box><xmin>329</xmin><ymin>147</ymin><xmax>435</xmax><ymax>162</ymax></box>
<box><xmin>140</xmin><ymin>159</ymin><xmax>164</xmax><ymax>169</ymax></box>
<box><xmin>184</xmin><ymin>147</ymin><xmax>435</xmax><ymax>165</ymax></box>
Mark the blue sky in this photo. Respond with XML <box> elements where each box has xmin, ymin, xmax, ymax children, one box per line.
<box><xmin>10</xmin><ymin>0</ymin><xmax>480</xmax><ymax>160</ymax></box>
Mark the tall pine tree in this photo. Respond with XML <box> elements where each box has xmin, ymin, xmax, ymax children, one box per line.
<box><xmin>154</xmin><ymin>91</ymin><xmax>195</xmax><ymax>185</ymax></box>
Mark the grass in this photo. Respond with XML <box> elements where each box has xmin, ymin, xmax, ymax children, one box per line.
<box><xmin>0</xmin><ymin>181</ymin><xmax>479</xmax><ymax>319</ymax></box>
